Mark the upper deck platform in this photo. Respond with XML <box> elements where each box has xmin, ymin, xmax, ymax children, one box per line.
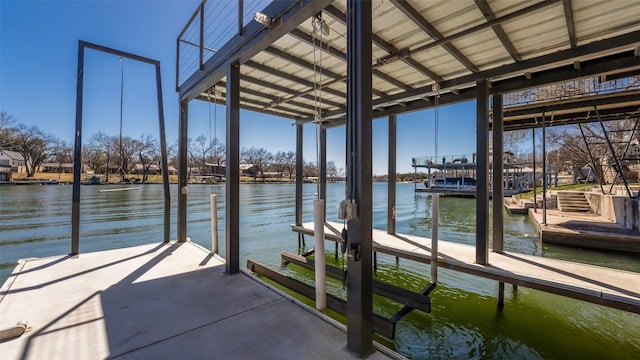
<box><xmin>176</xmin><ymin>0</ymin><xmax>640</xmax><ymax>130</ymax></box>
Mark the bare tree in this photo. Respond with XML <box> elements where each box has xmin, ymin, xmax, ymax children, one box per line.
<box><xmin>327</xmin><ymin>160</ymin><xmax>338</xmax><ymax>181</ymax></box>
<box><xmin>303</xmin><ymin>160</ymin><xmax>318</xmax><ymax>178</ymax></box>
<box><xmin>188</xmin><ymin>135</ymin><xmax>214</xmax><ymax>176</ymax></box>
<box><xmin>51</xmin><ymin>140</ymin><xmax>73</xmax><ymax>178</ymax></box>
<box><xmin>272</xmin><ymin>151</ymin><xmax>288</xmax><ymax>180</ymax></box>
<box><xmin>83</xmin><ymin>143</ymin><xmax>106</xmax><ymax>176</ymax></box>
<box><xmin>241</xmin><ymin>147</ymin><xmax>272</xmax><ymax>180</ymax></box>
<box><xmin>284</xmin><ymin>151</ymin><xmax>296</xmax><ymax>180</ymax></box>
<box><xmin>12</xmin><ymin>124</ymin><xmax>53</xmax><ymax>177</ymax></box>
<box><xmin>210</xmin><ymin>137</ymin><xmax>225</xmax><ymax>175</ymax></box>
<box><xmin>89</xmin><ymin>132</ymin><xmax>116</xmax><ymax>182</ymax></box>
<box><xmin>0</xmin><ymin>111</ymin><xmax>17</xmax><ymax>149</ymax></box>
<box><xmin>135</xmin><ymin>134</ymin><xmax>158</xmax><ymax>183</ymax></box>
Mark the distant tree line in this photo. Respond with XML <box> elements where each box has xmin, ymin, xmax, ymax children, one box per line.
<box><xmin>0</xmin><ymin>111</ymin><xmax>344</xmax><ymax>182</ymax></box>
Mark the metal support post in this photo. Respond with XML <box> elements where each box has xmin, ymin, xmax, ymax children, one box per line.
<box><xmin>346</xmin><ymin>0</ymin><xmax>373</xmax><ymax>355</ymax></box>
<box><xmin>178</xmin><ymin>101</ymin><xmax>189</xmax><ymax>242</ymax></box>
<box><xmin>238</xmin><ymin>0</ymin><xmax>244</xmax><ymax>35</ymax></box>
<box><xmin>155</xmin><ymin>64</ymin><xmax>171</xmax><ymax>243</ymax></box>
<box><xmin>295</xmin><ymin>123</ymin><xmax>304</xmax><ymax>226</ymax></box>
<box><xmin>199</xmin><ymin>2</ymin><xmax>204</xmax><ymax>70</ymax></box>
<box><xmin>71</xmin><ymin>41</ymin><xmax>85</xmax><ymax>255</ymax></box>
<box><xmin>492</xmin><ymin>94</ymin><xmax>504</xmax><ymax>253</ymax></box>
<box><xmin>532</xmin><ymin>124</ymin><xmax>537</xmax><ymax>212</ymax></box>
<box><xmin>388</xmin><ymin>114</ymin><xmax>397</xmax><ymax>234</ymax></box>
<box><xmin>476</xmin><ymin>79</ymin><xmax>489</xmax><ymax>265</ymax></box>
<box><xmin>431</xmin><ymin>194</ymin><xmax>439</xmax><ymax>283</ymax></box>
<box><xmin>211</xmin><ymin>194</ymin><xmax>218</xmax><ymax>254</ymax></box>
<box><xmin>320</xmin><ymin>126</ymin><xmax>327</xmax><ymax>218</ymax></box>
<box><xmin>542</xmin><ymin>109</ymin><xmax>547</xmax><ymax>225</ymax></box>
<box><xmin>226</xmin><ymin>62</ymin><xmax>241</xmax><ymax>274</ymax></box>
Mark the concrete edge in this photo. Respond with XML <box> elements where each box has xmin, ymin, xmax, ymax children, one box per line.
<box><xmin>240</xmin><ymin>269</ymin><xmax>407</xmax><ymax>360</ymax></box>
<box><xmin>0</xmin><ymin>259</ymin><xmax>29</xmax><ymax>304</ymax></box>
<box><xmin>183</xmin><ymin>239</ymin><xmax>227</xmax><ymax>264</ymax></box>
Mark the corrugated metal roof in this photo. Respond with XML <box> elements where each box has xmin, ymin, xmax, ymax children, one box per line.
<box><xmin>181</xmin><ymin>0</ymin><xmax>640</xmax><ymax>129</ymax></box>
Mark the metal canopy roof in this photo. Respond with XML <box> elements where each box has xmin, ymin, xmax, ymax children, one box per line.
<box><xmin>178</xmin><ymin>0</ymin><xmax>640</xmax><ymax>131</ymax></box>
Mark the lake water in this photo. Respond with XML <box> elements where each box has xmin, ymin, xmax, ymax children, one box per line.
<box><xmin>1</xmin><ymin>183</ymin><xmax>639</xmax><ymax>359</ymax></box>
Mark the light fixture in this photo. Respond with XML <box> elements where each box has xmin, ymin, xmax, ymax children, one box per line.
<box><xmin>254</xmin><ymin>12</ymin><xmax>274</xmax><ymax>28</ymax></box>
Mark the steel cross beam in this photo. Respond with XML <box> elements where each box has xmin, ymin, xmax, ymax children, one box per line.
<box><xmin>474</xmin><ymin>0</ymin><xmax>522</xmax><ymax>62</ymax></box>
<box><xmin>563</xmin><ymin>0</ymin><xmax>577</xmax><ymax>49</ymax></box>
<box><xmin>323</xmin><ymin>4</ymin><xmax>444</xmax><ymax>82</ymax></box>
<box><xmin>389</xmin><ymin>0</ymin><xmax>479</xmax><ymax>72</ymax></box>
<box><xmin>286</xmin><ymin>29</ymin><xmax>414</xmax><ymax>92</ymax></box>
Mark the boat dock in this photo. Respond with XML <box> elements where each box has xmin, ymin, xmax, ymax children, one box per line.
<box><xmin>292</xmin><ymin>221</ymin><xmax>640</xmax><ymax>314</ymax></box>
<box><xmin>0</xmin><ymin>242</ymin><xmax>395</xmax><ymax>359</ymax></box>
<box><xmin>528</xmin><ymin>208</ymin><xmax>640</xmax><ymax>253</ymax></box>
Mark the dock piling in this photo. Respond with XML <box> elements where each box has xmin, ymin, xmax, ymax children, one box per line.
<box><xmin>210</xmin><ymin>194</ymin><xmax>218</xmax><ymax>255</ymax></box>
<box><xmin>431</xmin><ymin>193</ymin><xmax>439</xmax><ymax>283</ymax></box>
<box><xmin>314</xmin><ymin>199</ymin><xmax>326</xmax><ymax>312</ymax></box>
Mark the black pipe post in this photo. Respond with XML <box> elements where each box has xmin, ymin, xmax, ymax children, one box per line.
<box><xmin>178</xmin><ymin>100</ymin><xmax>189</xmax><ymax>242</ymax></box>
<box><xmin>320</xmin><ymin>126</ymin><xmax>327</xmax><ymax>217</ymax></box>
<box><xmin>199</xmin><ymin>2</ymin><xmax>204</xmax><ymax>70</ymax></box>
<box><xmin>388</xmin><ymin>114</ymin><xmax>397</xmax><ymax>235</ymax></box>
<box><xmin>295</xmin><ymin>123</ymin><xmax>304</xmax><ymax>227</ymax></box>
<box><xmin>155</xmin><ymin>64</ymin><xmax>171</xmax><ymax>243</ymax></box>
<box><xmin>533</xmin><ymin>122</ymin><xmax>537</xmax><ymax>213</ymax></box>
<box><xmin>476</xmin><ymin>79</ymin><xmax>489</xmax><ymax>265</ymax></box>
<box><xmin>492</xmin><ymin>93</ymin><xmax>504</xmax><ymax>253</ymax></box>
<box><xmin>71</xmin><ymin>41</ymin><xmax>85</xmax><ymax>256</ymax></box>
<box><xmin>226</xmin><ymin>62</ymin><xmax>241</xmax><ymax>274</ymax></box>
<box><xmin>238</xmin><ymin>0</ymin><xmax>244</xmax><ymax>36</ymax></box>
<box><xmin>346</xmin><ymin>0</ymin><xmax>373</xmax><ymax>355</ymax></box>
<box><xmin>542</xmin><ymin>109</ymin><xmax>547</xmax><ymax>225</ymax></box>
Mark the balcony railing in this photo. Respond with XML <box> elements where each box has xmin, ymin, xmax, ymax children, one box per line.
<box><xmin>176</xmin><ymin>0</ymin><xmax>272</xmax><ymax>91</ymax></box>
<box><xmin>503</xmin><ymin>75</ymin><xmax>640</xmax><ymax>108</ymax></box>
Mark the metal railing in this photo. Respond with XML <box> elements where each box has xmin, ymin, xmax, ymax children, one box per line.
<box><xmin>502</xmin><ymin>75</ymin><xmax>640</xmax><ymax>108</ymax></box>
<box><xmin>176</xmin><ymin>0</ymin><xmax>272</xmax><ymax>90</ymax></box>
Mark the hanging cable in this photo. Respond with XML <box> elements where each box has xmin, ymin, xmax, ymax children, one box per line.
<box><xmin>433</xmin><ymin>83</ymin><xmax>440</xmax><ymax>160</ymax></box>
<box><xmin>312</xmin><ymin>14</ymin><xmax>327</xmax><ymax>200</ymax></box>
<box><xmin>119</xmin><ymin>56</ymin><xmax>125</xmax><ymax>181</ymax></box>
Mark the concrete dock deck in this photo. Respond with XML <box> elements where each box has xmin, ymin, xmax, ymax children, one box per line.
<box><xmin>292</xmin><ymin>221</ymin><xmax>640</xmax><ymax>314</ymax></box>
<box><xmin>528</xmin><ymin>208</ymin><xmax>640</xmax><ymax>253</ymax></box>
<box><xmin>0</xmin><ymin>241</ymin><xmax>394</xmax><ymax>359</ymax></box>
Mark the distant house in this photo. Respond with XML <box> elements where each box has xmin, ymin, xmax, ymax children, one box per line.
<box><xmin>0</xmin><ymin>150</ymin><xmax>26</xmax><ymax>181</ymax></box>
<box><xmin>133</xmin><ymin>164</ymin><xmax>178</xmax><ymax>175</ymax></box>
<box><xmin>239</xmin><ymin>163</ymin><xmax>254</xmax><ymax>176</ymax></box>
<box><xmin>40</xmin><ymin>162</ymin><xmax>74</xmax><ymax>174</ymax></box>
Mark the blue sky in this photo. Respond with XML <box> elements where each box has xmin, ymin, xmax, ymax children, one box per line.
<box><xmin>1</xmin><ymin>0</ymin><xmax>478</xmax><ymax>175</ymax></box>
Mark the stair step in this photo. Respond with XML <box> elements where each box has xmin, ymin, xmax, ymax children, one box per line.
<box><xmin>557</xmin><ymin>191</ymin><xmax>591</xmax><ymax>213</ymax></box>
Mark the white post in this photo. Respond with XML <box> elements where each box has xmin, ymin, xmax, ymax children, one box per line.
<box><xmin>431</xmin><ymin>194</ymin><xmax>439</xmax><ymax>283</ymax></box>
<box><xmin>313</xmin><ymin>199</ymin><xmax>326</xmax><ymax>311</ymax></box>
<box><xmin>210</xmin><ymin>194</ymin><xmax>218</xmax><ymax>255</ymax></box>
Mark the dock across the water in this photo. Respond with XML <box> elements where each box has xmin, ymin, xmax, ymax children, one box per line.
<box><xmin>292</xmin><ymin>221</ymin><xmax>640</xmax><ymax>314</ymax></box>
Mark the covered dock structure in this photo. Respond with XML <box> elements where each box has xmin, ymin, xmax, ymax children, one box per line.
<box><xmin>174</xmin><ymin>0</ymin><xmax>640</xmax><ymax>356</ymax></box>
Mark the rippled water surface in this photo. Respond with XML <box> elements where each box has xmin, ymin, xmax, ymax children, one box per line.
<box><xmin>1</xmin><ymin>183</ymin><xmax>639</xmax><ymax>359</ymax></box>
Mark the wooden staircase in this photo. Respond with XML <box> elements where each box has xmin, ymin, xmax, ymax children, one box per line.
<box><xmin>557</xmin><ymin>191</ymin><xmax>592</xmax><ymax>212</ymax></box>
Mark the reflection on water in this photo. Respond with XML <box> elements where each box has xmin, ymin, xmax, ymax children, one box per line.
<box><xmin>1</xmin><ymin>183</ymin><xmax>639</xmax><ymax>359</ymax></box>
